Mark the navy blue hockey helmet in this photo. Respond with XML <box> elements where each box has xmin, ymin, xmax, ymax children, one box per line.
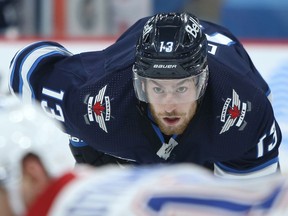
<box><xmin>133</xmin><ymin>12</ymin><xmax>209</xmax><ymax>104</ymax></box>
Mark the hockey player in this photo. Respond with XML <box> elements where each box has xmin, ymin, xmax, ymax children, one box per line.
<box><xmin>0</xmin><ymin>96</ymin><xmax>287</xmax><ymax>216</ymax></box>
<box><xmin>9</xmin><ymin>12</ymin><xmax>282</xmax><ymax>179</ymax></box>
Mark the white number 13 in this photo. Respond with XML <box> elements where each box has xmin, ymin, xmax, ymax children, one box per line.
<box><xmin>159</xmin><ymin>41</ymin><xmax>173</xmax><ymax>52</ymax></box>
<box><xmin>41</xmin><ymin>87</ymin><xmax>65</xmax><ymax>122</ymax></box>
<box><xmin>257</xmin><ymin>121</ymin><xmax>278</xmax><ymax>158</ymax></box>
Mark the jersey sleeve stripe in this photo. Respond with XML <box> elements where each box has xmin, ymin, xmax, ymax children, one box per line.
<box><xmin>10</xmin><ymin>41</ymin><xmax>66</xmax><ymax>91</ymax></box>
<box><xmin>9</xmin><ymin>41</ymin><xmax>72</xmax><ymax>102</ymax></box>
<box><xmin>9</xmin><ymin>42</ymin><xmax>46</xmax><ymax>94</ymax></box>
<box><xmin>214</xmin><ymin>157</ymin><xmax>279</xmax><ymax>179</ymax></box>
<box><xmin>21</xmin><ymin>49</ymin><xmax>71</xmax><ymax>103</ymax></box>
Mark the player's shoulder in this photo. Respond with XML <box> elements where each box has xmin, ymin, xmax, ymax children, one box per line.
<box><xmin>9</xmin><ymin>41</ymin><xmax>73</xmax><ymax>95</ymax></box>
<box><xmin>10</xmin><ymin>40</ymin><xmax>73</xmax><ymax>78</ymax></box>
<box><xmin>200</xmin><ymin>20</ymin><xmax>241</xmax><ymax>45</ymax></box>
<box><xmin>199</xmin><ymin>20</ymin><xmax>256</xmax><ymax>78</ymax></box>
<box><xmin>10</xmin><ymin>41</ymin><xmax>72</xmax><ymax>66</ymax></box>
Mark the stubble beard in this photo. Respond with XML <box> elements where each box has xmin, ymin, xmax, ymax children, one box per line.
<box><xmin>149</xmin><ymin>103</ymin><xmax>197</xmax><ymax>136</ymax></box>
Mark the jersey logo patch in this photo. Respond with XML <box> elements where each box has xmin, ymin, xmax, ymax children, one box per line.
<box><xmin>84</xmin><ymin>85</ymin><xmax>112</xmax><ymax>133</ymax></box>
<box><xmin>156</xmin><ymin>138</ymin><xmax>178</xmax><ymax>160</ymax></box>
<box><xmin>219</xmin><ymin>89</ymin><xmax>251</xmax><ymax>134</ymax></box>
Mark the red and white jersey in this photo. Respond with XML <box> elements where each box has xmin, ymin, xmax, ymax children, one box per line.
<box><xmin>27</xmin><ymin>164</ymin><xmax>288</xmax><ymax>216</ymax></box>
<box><xmin>26</xmin><ymin>164</ymin><xmax>288</xmax><ymax>216</ymax></box>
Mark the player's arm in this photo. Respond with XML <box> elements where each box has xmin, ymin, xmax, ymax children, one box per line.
<box><xmin>201</xmin><ymin>22</ymin><xmax>282</xmax><ymax>179</ymax></box>
<box><xmin>8</xmin><ymin>40</ymin><xmax>80</xmax><ymax>136</ymax></box>
<box><xmin>69</xmin><ymin>135</ymin><xmax>137</xmax><ymax>166</ymax></box>
<box><xmin>8</xmin><ymin>41</ymin><xmax>134</xmax><ymax>167</ymax></box>
<box><xmin>214</xmin><ymin>118</ymin><xmax>282</xmax><ymax>179</ymax></box>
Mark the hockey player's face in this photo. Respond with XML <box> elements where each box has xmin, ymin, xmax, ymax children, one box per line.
<box><xmin>146</xmin><ymin>79</ymin><xmax>197</xmax><ymax>135</ymax></box>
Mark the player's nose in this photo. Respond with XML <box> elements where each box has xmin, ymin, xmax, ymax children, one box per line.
<box><xmin>163</xmin><ymin>102</ymin><xmax>177</xmax><ymax>113</ymax></box>
<box><xmin>162</xmin><ymin>94</ymin><xmax>178</xmax><ymax>112</ymax></box>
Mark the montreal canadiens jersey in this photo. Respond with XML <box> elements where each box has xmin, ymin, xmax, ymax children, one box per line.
<box><xmin>9</xmin><ymin>17</ymin><xmax>282</xmax><ymax>178</ymax></box>
<box><xmin>26</xmin><ymin>164</ymin><xmax>288</xmax><ymax>216</ymax></box>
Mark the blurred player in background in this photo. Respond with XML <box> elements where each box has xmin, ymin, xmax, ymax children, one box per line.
<box><xmin>9</xmin><ymin>12</ymin><xmax>282</xmax><ymax>179</ymax></box>
<box><xmin>0</xmin><ymin>96</ymin><xmax>75</xmax><ymax>215</ymax></box>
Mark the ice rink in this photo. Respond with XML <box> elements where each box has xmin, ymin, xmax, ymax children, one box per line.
<box><xmin>0</xmin><ymin>39</ymin><xmax>287</xmax><ymax>173</ymax></box>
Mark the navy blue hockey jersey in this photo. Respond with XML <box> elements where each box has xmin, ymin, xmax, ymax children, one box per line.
<box><xmin>9</xmin><ymin>17</ymin><xmax>282</xmax><ymax>178</ymax></box>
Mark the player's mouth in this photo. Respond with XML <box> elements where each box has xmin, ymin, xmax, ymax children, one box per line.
<box><xmin>163</xmin><ymin>117</ymin><xmax>181</xmax><ymax>125</ymax></box>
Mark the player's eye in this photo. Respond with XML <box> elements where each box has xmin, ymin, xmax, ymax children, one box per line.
<box><xmin>153</xmin><ymin>87</ymin><xmax>164</xmax><ymax>94</ymax></box>
<box><xmin>176</xmin><ymin>86</ymin><xmax>187</xmax><ymax>93</ymax></box>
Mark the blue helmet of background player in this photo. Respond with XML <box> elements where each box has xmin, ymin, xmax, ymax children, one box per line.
<box><xmin>133</xmin><ymin>12</ymin><xmax>209</xmax><ymax>105</ymax></box>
